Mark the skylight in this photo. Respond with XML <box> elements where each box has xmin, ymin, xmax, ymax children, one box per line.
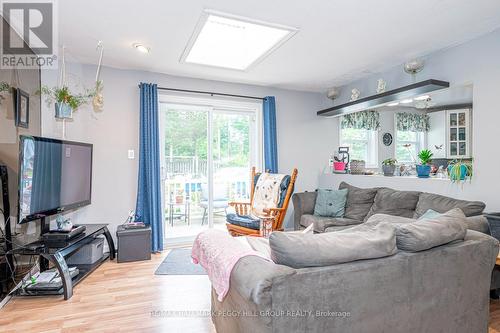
<box><xmin>182</xmin><ymin>10</ymin><xmax>298</xmax><ymax>71</ymax></box>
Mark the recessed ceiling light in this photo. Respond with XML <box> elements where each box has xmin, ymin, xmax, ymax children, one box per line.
<box><xmin>181</xmin><ymin>10</ymin><xmax>298</xmax><ymax>70</ymax></box>
<box><xmin>387</xmin><ymin>102</ymin><xmax>399</xmax><ymax>107</ymax></box>
<box><xmin>133</xmin><ymin>43</ymin><xmax>150</xmax><ymax>54</ymax></box>
<box><xmin>400</xmin><ymin>99</ymin><xmax>413</xmax><ymax>104</ymax></box>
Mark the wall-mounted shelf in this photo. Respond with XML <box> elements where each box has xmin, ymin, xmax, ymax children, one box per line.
<box><xmin>317</xmin><ymin>79</ymin><xmax>450</xmax><ymax>117</ymax></box>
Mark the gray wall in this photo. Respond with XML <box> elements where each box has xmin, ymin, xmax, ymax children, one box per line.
<box><xmin>319</xmin><ymin>28</ymin><xmax>500</xmax><ymax>210</ymax></box>
<box><xmin>41</xmin><ymin>64</ymin><xmax>330</xmax><ymax>235</ymax></box>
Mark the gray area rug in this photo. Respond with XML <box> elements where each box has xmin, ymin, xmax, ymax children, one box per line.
<box><xmin>155</xmin><ymin>248</ymin><xmax>206</xmax><ymax>275</ymax></box>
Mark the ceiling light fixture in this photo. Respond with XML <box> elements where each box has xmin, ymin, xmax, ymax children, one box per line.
<box><xmin>387</xmin><ymin>102</ymin><xmax>399</xmax><ymax>107</ymax></box>
<box><xmin>181</xmin><ymin>10</ymin><xmax>298</xmax><ymax>70</ymax></box>
<box><xmin>400</xmin><ymin>99</ymin><xmax>413</xmax><ymax>104</ymax></box>
<box><xmin>414</xmin><ymin>95</ymin><xmax>430</xmax><ymax>101</ymax></box>
<box><xmin>133</xmin><ymin>43</ymin><xmax>150</xmax><ymax>54</ymax></box>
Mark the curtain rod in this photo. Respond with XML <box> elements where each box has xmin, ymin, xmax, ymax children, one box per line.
<box><xmin>139</xmin><ymin>85</ymin><xmax>265</xmax><ymax>101</ymax></box>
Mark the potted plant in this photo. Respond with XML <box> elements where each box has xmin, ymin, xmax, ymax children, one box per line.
<box><xmin>448</xmin><ymin>160</ymin><xmax>473</xmax><ymax>183</ymax></box>
<box><xmin>416</xmin><ymin>149</ymin><xmax>433</xmax><ymax>178</ymax></box>
<box><xmin>40</xmin><ymin>85</ymin><xmax>94</xmax><ymax>119</ymax></box>
<box><xmin>382</xmin><ymin>158</ymin><xmax>397</xmax><ymax>176</ymax></box>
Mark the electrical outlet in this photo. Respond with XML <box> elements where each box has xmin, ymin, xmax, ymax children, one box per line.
<box><xmin>127</xmin><ymin>150</ymin><xmax>135</xmax><ymax>159</ymax></box>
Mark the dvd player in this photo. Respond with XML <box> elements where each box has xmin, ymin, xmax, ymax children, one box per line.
<box><xmin>42</xmin><ymin>225</ymin><xmax>86</xmax><ymax>242</ymax></box>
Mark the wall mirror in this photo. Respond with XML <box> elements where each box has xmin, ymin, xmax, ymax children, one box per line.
<box><xmin>338</xmin><ymin>83</ymin><xmax>473</xmax><ymax>176</ymax></box>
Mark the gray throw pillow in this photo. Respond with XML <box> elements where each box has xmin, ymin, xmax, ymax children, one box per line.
<box><xmin>396</xmin><ymin>208</ymin><xmax>467</xmax><ymax>252</ymax></box>
<box><xmin>269</xmin><ymin>222</ymin><xmax>397</xmax><ymax>268</ymax></box>
<box><xmin>313</xmin><ymin>188</ymin><xmax>348</xmax><ymax>217</ymax></box>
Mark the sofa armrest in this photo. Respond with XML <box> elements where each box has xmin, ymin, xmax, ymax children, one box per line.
<box><xmin>292</xmin><ymin>192</ymin><xmax>317</xmax><ymax>230</ymax></box>
<box><xmin>230</xmin><ymin>256</ymin><xmax>295</xmax><ymax>306</ymax></box>
<box><xmin>466</xmin><ymin>215</ymin><xmax>490</xmax><ymax>234</ymax></box>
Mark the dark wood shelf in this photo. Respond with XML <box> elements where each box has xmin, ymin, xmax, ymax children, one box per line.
<box><xmin>317</xmin><ymin>79</ymin><xmax>450</xmax><ymax>117</ymax></box>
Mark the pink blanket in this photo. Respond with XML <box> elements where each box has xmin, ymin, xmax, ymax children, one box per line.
<box><xmin>191</xmin><ymin>229</ymin><xmax>269</xmax><ymax>301</ymax></box>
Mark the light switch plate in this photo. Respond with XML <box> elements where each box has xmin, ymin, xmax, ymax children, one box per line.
<box><xmin>127</xmin><ymin>150</ymin><xmax>135</xmax><ymax>159</ymax></box>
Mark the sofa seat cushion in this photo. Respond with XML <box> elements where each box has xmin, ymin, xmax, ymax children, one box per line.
<box><xmin>226</xmin><ymin>213</ymin><xmax>260</xmax><ymax>230</ymax></box>
<box><xmin>365</xmin><ymin>188</ymin><xmax>420</xmax><ymax>221</ymax></box>
<box><xmin>366</xmin><ymin>213</ymin><xmax>416</xmax><ymax>228</ymax></box>
<box><xmin>269</xmin><ymin>222</ymin><xmax>397</xmax><ymax>268</ymax></box>
<box><xmin>396</xmin><ymin>208</ymin><xmax>467</xmax><ymax>252</ymax></box>
<box><xmin>414</xmin><ymin>192</ymin><xmax>486</xmax><ymax>218</ymax></box>
<box><xmin>339</xmin><ymin>182</ymin><xmax>378</xmax><ymax>221</ymax></box>
<box><xmin>300</xmin><ymin>214</ymin><xmax>362</xmax><ymax>233</ymax></box>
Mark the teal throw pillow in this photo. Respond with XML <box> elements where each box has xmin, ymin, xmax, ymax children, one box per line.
<box><xmin>418</xmin><ymin>209</ymin><xmax>441</xmax><ymax>220</ymax></box>
<box><xmin>314</xmin><ymin>188</ymin><xmax>348</xmax><ymax>217</ymax></box>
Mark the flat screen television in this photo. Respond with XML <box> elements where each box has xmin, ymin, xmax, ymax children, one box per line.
<box><xmin>18</xmin><ymin>136</ymin><xmax>93</xmax><ymax>224</ymax></box>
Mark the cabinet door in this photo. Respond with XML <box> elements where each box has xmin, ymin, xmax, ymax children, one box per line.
<box><xmin>427</xmin><ymin>111</ymin><xmax>446</xmax><ymax>158</ymax></box>
<box><xmin>446</xmin><ymin>109</ymin><xmax>471</xmax><ymax>158</ymax></box>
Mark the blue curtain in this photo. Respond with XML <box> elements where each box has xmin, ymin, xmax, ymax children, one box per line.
<box><xmin>263</xmin><ymin>96</ymin><xmax>278</xmax><ymax>173</ymax></box>
<box><xmin>135</xmin><ymin>83</ymin><xmax>163</xmax><ymax>252</ymax></box>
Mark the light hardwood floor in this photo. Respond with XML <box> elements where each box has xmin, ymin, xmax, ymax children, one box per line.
<box><xmin>0</xmin><ymin>251</ymin><xmax>216</xmax><ymax>333</ymax></box>
<box><xmin>2</xmin><ymin>251</ymin><xmax>500</xmax><ymax>333</ymax></box>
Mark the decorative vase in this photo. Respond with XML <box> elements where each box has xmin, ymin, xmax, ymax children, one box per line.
<box><xmin>448</xmin><ymin>164</ymin><xmax>467</xmax><ymax>181</ymax></box>
<box><xmin>382</xmin><ymin>165</ymin><xmax>396</xmax><ymax>176</ymax></box>
<box><xmin>333</xmin><ymin>162</ymin><xmax>347</xmax><ymax>172</ymax></box>
<box><xmin>416</xmin><ymin>164</ymin><xmax>431</xmax><ymax>178</ymax></box>
<box><xmin>55</xmin><ymin>102</ymin><xmax>73</xmax><ymax>119</ymax></box>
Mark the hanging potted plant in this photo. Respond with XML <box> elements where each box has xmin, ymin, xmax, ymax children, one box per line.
<box><xmin>40</xmin><ymin>85</ymin><xmax>94</xmax><ymax>119</ymax></box>
<box><xmin>416</xmin><ymin>149</ymin><xmax>433</xmax><ymax>178</ymax></box>
<box><xmin>448</xmin><ymin>160</ymin><xmax>473</xmax><ymax>183</ymax></box>
<box><xmin>382</xmin><ymin>158</ymin><xmax>397</xmax><ymax>176</ymax></box>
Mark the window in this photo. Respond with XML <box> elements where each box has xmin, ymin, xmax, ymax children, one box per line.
<box><xmin>395</xmin><ymin>130</ymin><xmax>425</xmax><ymax>163</ymax></box>
<box><xmin>339</xmin><ymin>128</ymin><xmax>378</xmax><ymax>168</ymax></box>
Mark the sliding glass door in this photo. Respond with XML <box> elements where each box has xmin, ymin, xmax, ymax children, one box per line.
<box><xmin>160</xmin><ymin>97</ymin><xmax>261</xmax><ymax>243</ymax></box>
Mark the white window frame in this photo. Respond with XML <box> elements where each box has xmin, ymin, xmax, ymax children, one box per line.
<box><xmin>394</xmin><ymin>130</ymin><xmax>426</xmax><ymax>164</ymax></box>
<box><xmin>339</xmin><ymin>127</ymin><xmax>378</xmax><ymax>168</ymax></box>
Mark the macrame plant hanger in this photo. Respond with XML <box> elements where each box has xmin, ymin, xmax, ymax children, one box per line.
<box><xmin>58</xmin><ymin>45</ymin><xmax>67</xmax><ymax>139</ymax></box>
<box><xmin>92</xmin><ymin>41</ymin><xmax>104</xmax><ymax>115</ymax></box>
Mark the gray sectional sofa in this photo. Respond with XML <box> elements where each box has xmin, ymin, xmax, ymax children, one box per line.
<box><xmin>292</xmin><ymin>181</ymin><xmax>490</xmax><ymax>234</ymax></box>
<box><xmin>211</xmin><ymin>182</ymin><xmax>499</xmax><ymax>333</ymax></box>
<box><xmin>213</xmin><ymin>231</ymin><xmax>497</xmax><ymax>333</ymax></box>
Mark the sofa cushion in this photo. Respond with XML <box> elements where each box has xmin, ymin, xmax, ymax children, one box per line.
<box><xmin>396</xmin><ymin>208</ymin><xmax>467</xmax><ymax>252</ymax></box>
<box><xmin>365</xmin><ymin>188</ymin><xmax>420</xmax><ymax>221</ymax></box>
<box><xmin>269</xmin><ymin>222</ymin><xmax>397</xmax><ymax>268</ymax></box>
<box><xmin>300</xmin><ymin>214</ymin><xmax>362</xmax><ymax>233</ymax></box>
<box><xmin>366</xmin><ymin>213</ymin><xmax>415</xmax><ymax>228</ymax></box>
<box><xmin>339</xmin><ymin>182</ymin><xmax>378</xmax><ymax>221</ymax></box>
<box><xmin>414</xmin><ymin>192</ymin><xmax>486</xmax><ymax>218</ymax></box>
<box><xmin>313</xmin><ymin>188</ymin><xmax>348</xmax><ymax>217</ymax></box>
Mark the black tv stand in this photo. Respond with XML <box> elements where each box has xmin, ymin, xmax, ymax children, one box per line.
<box><xmin>8</xmin><ymin>223</ymin><xmax>115</xmax><ymax>300</ymax></box>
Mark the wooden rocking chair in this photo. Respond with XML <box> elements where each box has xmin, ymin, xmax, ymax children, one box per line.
<box><xmin>226</xmin><ymin>167</ymin><xmax>298</xmax><ymax>236</ymax></box>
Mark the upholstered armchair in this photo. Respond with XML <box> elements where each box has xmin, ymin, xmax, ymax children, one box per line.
<box><xmin>226</xmin><ymin>167</ymin><xmax>298</xmax><ymax>236</ymax></box>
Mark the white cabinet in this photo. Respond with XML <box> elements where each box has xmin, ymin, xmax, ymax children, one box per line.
<box><xmin>446</xmin><ymin>109</ymin><xmax>471</xmax><ymax>159</ymax></box>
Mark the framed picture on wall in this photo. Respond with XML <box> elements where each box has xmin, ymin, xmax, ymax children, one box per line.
<box><xmin>14</xmin><ymin>88</ymin><xmax>29</xmax><ymax>128</ymax></box>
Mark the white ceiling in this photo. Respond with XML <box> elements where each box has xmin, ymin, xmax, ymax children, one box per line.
<box><xmin>59</xmin><ymin>0</ymin><xmax>500</xmax><ymax>92</ymax></box>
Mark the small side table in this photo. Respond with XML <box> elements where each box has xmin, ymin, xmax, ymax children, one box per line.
<box><xmin>116</xmin><ymin>226</ymin><xmax>151</xmax><ymax>263</ymax></box>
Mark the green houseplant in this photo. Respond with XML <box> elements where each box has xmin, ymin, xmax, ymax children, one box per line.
<box><xmin>382</xmin><ymin>158</ymin><xmax>397</xmax><ymax>176</ymax></box>
<box><xmin>448</xmin><ymin>160</ymin><xmax>473</xmax><ymax>183</ymax></box>
<box><xmin>416</xmin><ymin>149</ymin><xmax>433</xmax><ymax>178</ymax></box>
<box><xmin>40</xmin><ymin>85</ymin><xmax>94</xmax><ymax>119</ymax></box>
